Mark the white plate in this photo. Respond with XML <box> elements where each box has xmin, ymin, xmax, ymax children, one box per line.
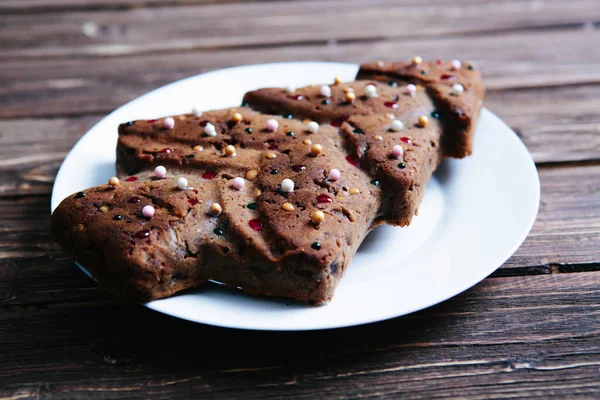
<box><xmin>51</xmin><ymin>62</ymin><xmax>540</xmax><ymax>331</ymax></box>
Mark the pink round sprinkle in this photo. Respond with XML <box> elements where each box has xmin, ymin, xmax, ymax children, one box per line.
<box><xmin>406</xmin><ymin>84</ymin><xmax>417</xmax><ymax>96</ymax></box>
<box><xmin>142</xmin><ymin>205</ymin><xmax>155</xmax><ymax>218</ymax></box>
<box><xmin>451</xmin><ymin>59</ymin><xmax>462</xmax><ymax>71</ymax></box>
<box><xmin>154</xmin><ymin>165</ymin><xmax>166</xmax><ymax>178</ymax></box>
<box><xmin>266</xmin><ymin>119</ymin><xmax>278</xmax><ymax>132</ymax></box>
<box><xmin>328</xmin><ymin>168</ymin><xmax>341</xmax><ymax>181</ymax></box>
<box><xmin>232</xmin><ymin>177</ymin><xmax>245</xmax><ymax>191</ymax></box>
<box><xmin>163</xmin><ymin>117</ymin><xmax>175</xmax><ymax>130</ymax></box>
<box><xmin>320</xmin><ymin>85</ymin><xmax>332</xmax><ymax>97</ymax></box>
<box><xmin>392</xmin><ymin>144</ymin><xmax>404</xmax><ymax>159</ymax></box>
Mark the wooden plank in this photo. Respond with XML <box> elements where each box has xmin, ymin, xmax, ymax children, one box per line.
<box><xmin>1</xmin><ymin>272</ymin><xmax>599</xmax><ymax>398</ymax></box>
<box><xmin>2</xmin><ymin>27</ymin><xmax>600</xmax><ymax>119</ymax></box>
<box><xmin>2</xmin><ymin>0</ymin><xmax>599</xmax><ymax>59</ymax></box>
<box><xmin>1</xmin><ymin>164</ymin><xmax>599</xmax><ymax>306</ymax></box>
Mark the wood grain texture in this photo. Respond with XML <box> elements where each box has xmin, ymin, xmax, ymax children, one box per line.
<box><xmin>2</xmin><ymin>0</ymin><xmax>599</xmax><ymax>58</ymax></box>
<box><xmin>2</xmin><ymin>28</ymin><xmax>600</xmax><ymax>118</ymax></box>
<box><xmin>1</xmin><ymin>272</ymin><xmax>599</xmax><ymax>398</ymax></box>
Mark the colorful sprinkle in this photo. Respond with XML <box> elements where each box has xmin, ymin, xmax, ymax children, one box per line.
<box><xmin>365</xmin><ymin>84</ymin><xmax>378</xmax><ymax>98</ymax></box>
<box><xmin>311</xmin><ymin>144</ymin><xmax>323</xmax><ymax>156</ymax></box>
<box><xmin>451</xmin><ymin>59</ymin><xmax>462</xmax><ymax>71</ymax></box>
<box><xmin>232</xmin><ymin>177</ymin><xmax>245</xmax><ymax>191</ymax></box>
<box><xmin>321</xmin><ymin>99</ymin><xmax>330</xmax><ymax>105</ymax></box>
<box><xmin>431</xmin><ymin>110</ymin><xmax>440</xmax><ymax>119</ymax></box>
<box><xmin>128</xmin><ymin>197</ymin><xmax>140</xmax><ymax>204</ymax></box>
<box><xmin>163</xmin><ymin>117</ymin><xmax>175</xmax><ymax>130</ymax></box>
<box><xmin>113</xmin><ymin>215</ymin><xmax>123</xmax><ymax>221</ymax></box>
<box><xmin>331</xmin><ymin>115</ymin><xmax>349</xmax><ymax>127</ymax></box>
<box><xmin>271</xmin><ymin>169</ymin><xmax>279</xmax><ymax>175</ymax></box>
<box><xmin>292</xmin><ymin>165</ymin><xmax>306</xmax><ymax>172</ymax></box>
<box><xmin>392</xmin><ymin>144</ymin><xmax>404</xmax><ymax>159</ymax></box>
<box><xmin>349</xmin><ymin>187</ymin><xmax>360</xmax><ymax>195</ymax></box>
<box><xmin>75</xmin><ymin>191</ymin><xmax>86</xmax><ymax>199</ymax></box>
<box><xmin>265</xmin><ymin>152</ymin><xmax>277</xmax><ymax>160</ymax></box>
<box><xmin>245</xmin><ymin>170</ymin><xmax>258</xmax><ymax>180</ymax></box>
<box><xmin>126</xmin><ymin>121</ymin><xmax>134</xmax><ymax>126</ymax></box>
<box><xmin>412</xmin><ymin>56</ymin><xmax>423</xmax><ymax>65</ymax></box>
<box><xmin>135</xmin><ymin>229</ymin><xmax>150</xmax><ymax>239</ymax></box>
<box><xmin>188</xmin><ymin>198</ymin><xmax>200</xmax><ymax>206</ymax></box>
<box><xmin>328</xmin><ymin>168</ymin><xmax>341</xmax><ymax>181</ymax></box>
<box><xmin>285</xmin><ymin>85</ymin><xmax>296</xmax><ymax>93</ymax></box>
<box><xmin>334</xmin><ymin>76</ymin><xmax>342</xmax><ymax>85</ymax></box>
<box><xmin>232</xmin><ymin>112</ymin><xmax>243</xmax><ymax>123</ymax></box>
<box><xmin>320</xmin><ymin>85</ymin><xmax>332</xmax><ymax>97</ymax></box>
<box><xmin>398</xmin><ymin>162</ymin><xmax>406</xmax><ymax>169</ymax></box>
<box><xmin>406</xmin><ymin>84</ymin><xmax>417</xmax><ymax>97</ymax></box>
<box><xmin>282</xmin><ymin>203</ymin><xmax>295</xmax><ymax>212</ymax></box>
<box><xmin>225</xmin><ymin>145</ymin><xmax>237</xmax><ymax>157</ymax></box>
<box><xmin>388</xmin><ymin>81</ymin><xmax>398</xmax><ymax>88</ymax></box>
<box><xmin>247</xmin><ymin>202</ymin><xmax>258</xmax><ymax>210</ymax></box>
<box><xmin>418</xmin><ymin>115</ymin><xmax>429</xmax><ymax>127</ymax></box>
<box><xmin>193</xmin><ymin>145</ymin><xmax>204</xmax><ymax>152</ymax></box>
<box><xmin>390</xmin><ymin>119</ymin><xmax>404</xmax><ymax>132</ymax></box>
<box><xmin>468</xmin><ymin>64</ymin><xmax>475</xmax><ymax>70</ymax></box>
<box><xmin>311</xmin><ymin>242</ymin><xmax>322</xmax><ymax>250</ymax></box>
<box><xmin>245</xmin><ymin>127</ymin><xmax>253</xmax><ymax>134</ymax></box>
<box><xmin>108</xmin><ymin>177</ymin><xmax>120</xmax><ymax>187</ymax></box>
<box><xmin>384</xmin><ymin>101</ymin><xmax>398</xmax><ymax>109</ymax></box>
<box><xmin>345</xmin><ymin>92</ymin><xmax>356</xmax><ymax>103</ymax></box>
<box><xmin>160</xmin><ymin>148</ymin><xmax>172</xmax><ymax>154</ymax></box>
<box><xmin>286</xmin><ymin>131</ymin><xmax>295</xmax><ymax>137</ymax></box>
<box><xmin>401</xmin><ymin>137</ymin><xmax>413</xmax><ymax>144</ymax></box>
<box><xmin>451</xmin><ymin>83</ymin><xmax>465</xmax><ymax>96</ymax></box>
<box><xmin>370</xmin><ymin>180</ymin><xmax>380</xmax><ymax>186</ymax></box>
<box><xmin>202</xmin><ymin>171</ymin><xmax>217</xmax><ymax>179</ymax></box>
<box><xmin>311</xmin><ymin>210</ymin><xmax>325</xmax><ymax>224</ymax></box>
<box><xmin>307</xmin><ymin>121</ymin><xmax>319</xmax><ymax>133</ymax></box>
<box><xmin>209</xmin><ymin>202</ymin><xmax>222</xmax><ymax>216</ymax></box>
<box><xmin>288</xmin><ymin>94</ymin><xmax>304</xmax><ymax>101</ymax></box>
<box><xmin>205</xmin><ymin>123</ymin><xmax>217</xmax><ymax>137</ymax></box>
<box><xmin>213</xmin><ymin>228</ymin><xmax>224</xmax><ymax>236</ymax></box>
<box><xmin>281</xmin><ymin>178</ymin><xmax>295</xmax><ymax>193</ymax></box>
<box><xmin>142</xmin><ymin>205</ymin><xmax>155</xmax><ymax>218</ymax></box>
<box><xmin>346</xmin><ymin>155</ymin><xmax>360</xmax><ymax>167</ymax></box>
<box><xmin>154</xmin><ymin>166</ymin><xmax>166</xmax><ymax>178</ymax></box>
<box><xmin>177</xmin><ymin>177</ymin><xmax>189</xmax><ymax>190</ymax></box>
<box><xmin>284</xmin><ymin>113</ymin><xmax>293</xmax><ymax>119</ymax></box>
<box><xmin>317</xmin><ymin>194</ymin><xmax>333</xmax><ymax>203</ymax></box>
<box><xmin>249</xmin><ymin>218</ymin><xmax>263</xmax><ymax>232</ymax></box>
<box><xmin>126</xmin><ymin>176</ymin><xmax>138</xmax><ymax>182</ymax></box>
<box><xmin>353</xmin><ymin>128</ymin><xmax>364</xmax><ymax>134</ymax></box>
<box><xmin>266</xmin><ymin>119</ymin><xmax>279</xmax><ymax>132</ymax></box>
<box><xmin>192</xmin><ymin>107</ymin><xmax>202</xmax><ymax>117</ymax></box>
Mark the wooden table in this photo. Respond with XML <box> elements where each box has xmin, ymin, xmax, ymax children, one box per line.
<box><xmin>2</xmin><ymin>1</ymin><xmax>599</xmax><ymax>398</ymax></box>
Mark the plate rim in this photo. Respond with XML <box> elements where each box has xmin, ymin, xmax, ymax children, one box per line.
<box><xmin>52</xmin><ymin>62</ymin><xmax>541</xmax><ymax>331</ymax></box>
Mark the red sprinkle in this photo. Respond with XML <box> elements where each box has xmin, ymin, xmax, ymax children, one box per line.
<box><xmin>125</xmin><ymin>176</ymin><xmax>138</xmax><ymax>182</ymax></box>
<box><xmin>202</xmin><ymin>171</ymin><xmax>217</xmax><ymax>179</ymax></box>
<box><xmin>401</xmin><ymin>137</ymin><xmax>413</xmax><ymax>144</ymax></box>
<box><xmin>135</xmin><ymin>229</ymin><xmax>150</xmax><ymax>239</ymax></box>
<box><xmin>331</xmin><ymin>115</ymin><xmax>349</xmax><ymax>127</ymax></box>
<box><xmin>436</xmin><ymin>59</ymin><xmax>444</xmax><ymax>65</ymax></box>
<box><xmin>268</xmin><ymin>143</ymin><xmax>279</xmax><ymax>150</ymax></box>
<box><xmin>199</xmin><ymin>120</ymin><xmax>210</xmax><ymax>127</ymax></box>
<box><xmin>384</xmin><ymin>101</ymin><xmax>398</xmax><ymax>109</ymax></box>
<box><xmin>188</xmin><ymin>198</ymin><xmax>200</xmax><ymax>206</ymax></box>
<box><xmin>128</xmin><ymin>197</ymin><xmax>140</xmax><ymax>203</ymax></box>
<box><xmin>292</xmin><ymin>165</ymin><xmax>307</xmax><ymax>172</ymax></box>
<box><xmin>288</xmin><ymin>94</ymin><xmax>304</xmax><ymax>100</ymax></box>
<box><xmin>317</xmin><ymin>194</ymin><xmax>333</xmax><ymax>203</ymax></box>
<box><xmin>345</xmin><ymin>155</ymin><xmax>361</xmax><ymax>167</ymax></box>
<box><xmin>160</xmin><ymin>148</ymin><xmax>173</xmax><ymax>154</ymax></box>
<box><xmin>147</xmin><ymin>119</ymin><xmax>156</xmax><ymax>123</ymax></box>
<box><xmin>440</xmin><ymin>74</ymin><xmax>456</xmax><ymax>81</ymax></box>
<box><xmin>249</xmin><ymin>218</ymin><xmax>263</xmax><ymax>232</ymax></box>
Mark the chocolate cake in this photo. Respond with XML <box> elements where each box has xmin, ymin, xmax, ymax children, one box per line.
<box><xmin>51</xmin><ymin>60</ymin><xmax>484</xmax><ymax>304</ymax></box>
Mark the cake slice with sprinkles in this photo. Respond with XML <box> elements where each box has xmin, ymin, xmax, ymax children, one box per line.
<box><xmin>51</xmin><ymin>59</ymin><xmax>485</xmax><ymax>304</ymax></box>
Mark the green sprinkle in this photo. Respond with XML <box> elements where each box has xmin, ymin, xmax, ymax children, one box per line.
<box><xmin>213</xmin><ymin>228</ymin><xmax>224</xmax><ymax>236</ymax></box>
<box><xmin>311</xmin><ymin>242</ymin><xmax>321</xmax><ymax>250</ymax></box>
<box><xmin>186</xmin><ymin>154</ymin><xmax>195</xmax><ymax>159</ymax></box>
<box><xmin>398</xmin><ymin>163</ymin><xmax>406</xmax><ymax>169</ymax></box>
<box><xmin>387</xmin><ymin>81</ymin><xmax>398</xmax><ymax>88</ymax></box>
<box><xmin>245</xmin><ymin>127</ymin><xmax>253</xmax><ymax>134</ymax></box>
<box><xmin>241</xmin><ymin>102</ymin><xmax>249</xmax><ymax>107</ymax></box>
<box><xmin>321</xmin><ymin>99</ymin><xmax>330</xmax><ymax>105</ymax></box>
<box><xmin>468</xmin><ymin>65</ymin><xmax>475</xmax><ymax>70</ymax></box>
<box><xmin>286</xmin><ymin>131</ymin><xmax>295</xmax><ymax>137</ymax></box>
<box><xmin>125</xmin><ymin>121</ymin><xmax>134</xmax><ymax>126</ymax></box>
<box><xmin>247</xmin><ymin>203</ymin><xmax>258</xmax><ymax>210</ymax></box>
<box><xmin>421</xmin><ymin>70</ymin><xmax>427</xmax><ymax>75</ymax></box>
<box><xmin>353</xmin><ymin>128</ymin><xmax>365</xmax><ymax>134</ymax></box>
<box><xmin>75</xmin><ymin>192</ymin><xmax>86</xmax><ymax>199</ymax></box>
<box><xmin>430</xmin><ymin>110</ymin><xmax>440</xmax><ymax>119</ymax></box>
<box><xmin>271</xmin><ymin>169</ymin><xmax>279</xmax><ymax>175</ymax></box>
<box><xmin>284</xmin><ymin>113</ymin><xmax>293</xmax><ymax>119</ymax></box>
<box><xmin>370</xmin><ymin>180</ymin><xmax>380</xmax><ymax>187</ymax></box>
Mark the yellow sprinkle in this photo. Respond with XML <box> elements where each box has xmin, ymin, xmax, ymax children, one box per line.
<box><xmin>265</xmin><ymin>152</ymin><xmax>277</xmax><ymax>159</ymax></box>
<box><xmin>303</xmin><ymin>138</ymin><xmax>312</xmax><ymax>145</ymax></box>
<box><xmin>376</xmin><ymin>60</ymin><xmax>384</xmax><ymax>67</ymax></box>
<box><xmin>412</xmin><ymin>56</ymin><xmax>423</xmax><ymax>65</ymax></box>
<box><xmin>374</xmin><ymin>135</ymin><xmax>383</xmax><ymax>141</ymax></box>
<box><xmin>334</xmin><ymin>76</ymin><xmax>342</xmax><ymax>85</ymax></box>
<box><xmin>107</xmin><ymin>177</ymin><xmax>120</xmax><ymax>187</ymax></box>
<box><xmin>99</xmin><ymin>205</ymin><xmax>110</xmax><ymax>213</ymax></box>
<box><xmin>345</xmin><ymin>92</ymin><xmax>356</xmax><ymax>103</ymax></box>
<box><xmin>232</xmin><ymin>112</ymin><xmax>243</xmax><ymax>123</ymax></box>
<box><xmin>193</xmin><ymin>145</ymin><xmax>204</xmax><ymax>152</ymax></box>
<box><xmin>282</xmin><ymin>203</ymin><xmax>295</xmax><ymax>212</ymax></box>
<box><xmin>349</xmin><ymin>187</ymin><xmax>360</xmax><ymax>195</ymax></box>
<box><xmin>418</xmin><ymin>115</ymin><xmax>429</xmax><ymax>127</ymax></box>
<box><xmin>253</xmin><ymin>188</ymin><xmax>262</xmax><ymax>197</ymax></box>
<box><xmin>311</xmin><ymin>144</ymin><xmax>323</xmax><ymax>156</ymax></box>
<box><xmin>178</xmin><ymin>115</ymin><xmax>187</xmax><ymax>120</ymax></box>
<box><xmin>209</xmin><ymin>203</ymin><xmax>222</xmax><ymax>216</ymax></box>
<box><xmin>386</xmin><ymin>113</ymin><xmax>395</xmax><ymax>120</ymax></box>
<box><xmin>311</xmin><ymin>210</ymin><xmax>325</xmax><ymax>224</ymax></box>
<box><xmin>225</xmin><ymin>145</ymin><xmax>236</xmax><ymax>156</ymax></box>
<box><xmin>343</xmin><ymin>87</ymin><xmax>354</xmax><ymax>93</ymax></box>
<box><xmin>245</xmin><ymin>169</ymin><xmax>258</xmax><ymax>181</ymax></box>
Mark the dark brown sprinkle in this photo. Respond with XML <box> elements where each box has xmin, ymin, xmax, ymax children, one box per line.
<box><xmin>321</xmin><ymin>99</ymin><xmax>330</xmax><ymax>105</ymax></box>
<box><xmin>311</xmin><ymin>242</ymin><xmax>321</xmax><ymax>250</ymax></box>
<box><xmin>74</xmin><ymin>192</ymin><xmax>86</xmax><ymax>199</ymax></box>
<box><xmin>271</xmin><ymin>169</ymin><xmax>279</xmax><ymax>175</ymax></box>
<box><xmin>398</xmin><ymin>162</ymin><xmax>406</xmax><ymax>169</ymax></box>
<box><xmin>113</xmin><ymin>215</ymin><xmax>123</xmax><ymax>221</ymax></box>
<box><xmin>245</xmin><ymin>127</ymin><xmax>253</xmax><ymax>134</ymax></box>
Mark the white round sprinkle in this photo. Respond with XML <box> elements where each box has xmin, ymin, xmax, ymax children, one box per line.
<box><xmin>266</xmin><ymin>119</ymin><xmax>279</xmax><ymax>132</ymax></box>
<box><xmin>154</xmin><ymin>165</ymin><xmax>167</xmax><ymax>178</ymax></box>
<box><xmin>320</xmin><ymin>85</ymin><xmax>331</xmax><ymax>97</ymax></box>
<box><xmin>232</xmin><ymin>177</ymin><xmax>245</xmax><ymax>191</ymax></box>
<box><xmin>192</xmin><ymin>107</ymin><xmax>203</xmax><ymax>117</ymax></box>
<box><xmin>281</xmin><ymin>178</ymin><xmax>294</xmax><ymax>193</ymax></box>
<box><xmin>390</xmin><ymin>119</ymin><xmax>404</xmax><ymax>132</ymax></box>
<box><xmin>451</xmin><ymin>59</ymin><xmax>462</xmax><ymax>71</ymax></box>
<box><xmin>285</xmin><ymin>85</ymin><xmax>296</xmax><ymax>93</ymax></box>
<box><xmin>163</xmin><ymin>117</ymin><xmax>175</xmax><ymax>130</ymax></box>
<box><xmin>392</xmin><ymin>144</ymin><xmax>404</xmax><ymax>159</ymax></box>
<box><xmin>328</xmin><ymin>169</ymin><xmax>341</xmax><ymax>181</ymax></box>
<box><xmin>365</xmin><ymin>84</ymin><xmax>378</xmax><ymax>98</ymax></box>
<box><xmin>451</xmin><ymin>83</ymin><xmax>465</xmax><ymax>96</ymax></box>
<box><xmin>205</xmin><ymin>122</ymin><xmax>217</xmax><ymax>137</ymax></box>
<box><xmin>142</xmin><ymin>205</ymin><xmax>155</xmax><ymax>218</ymax></box>
<box><xmin>177</xmin><ymin>177</ymin><xmax>189</xmax><ymax>190</ymax></box>
<box><xmin>406</xmin><ymin>84</ymin><xmax>417</xmax><ymax>97</ymax></box>
<box><xmin>307</xmin><ymin>121</ymin><xmax>319</xmax><ymax>134</ymax></box>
